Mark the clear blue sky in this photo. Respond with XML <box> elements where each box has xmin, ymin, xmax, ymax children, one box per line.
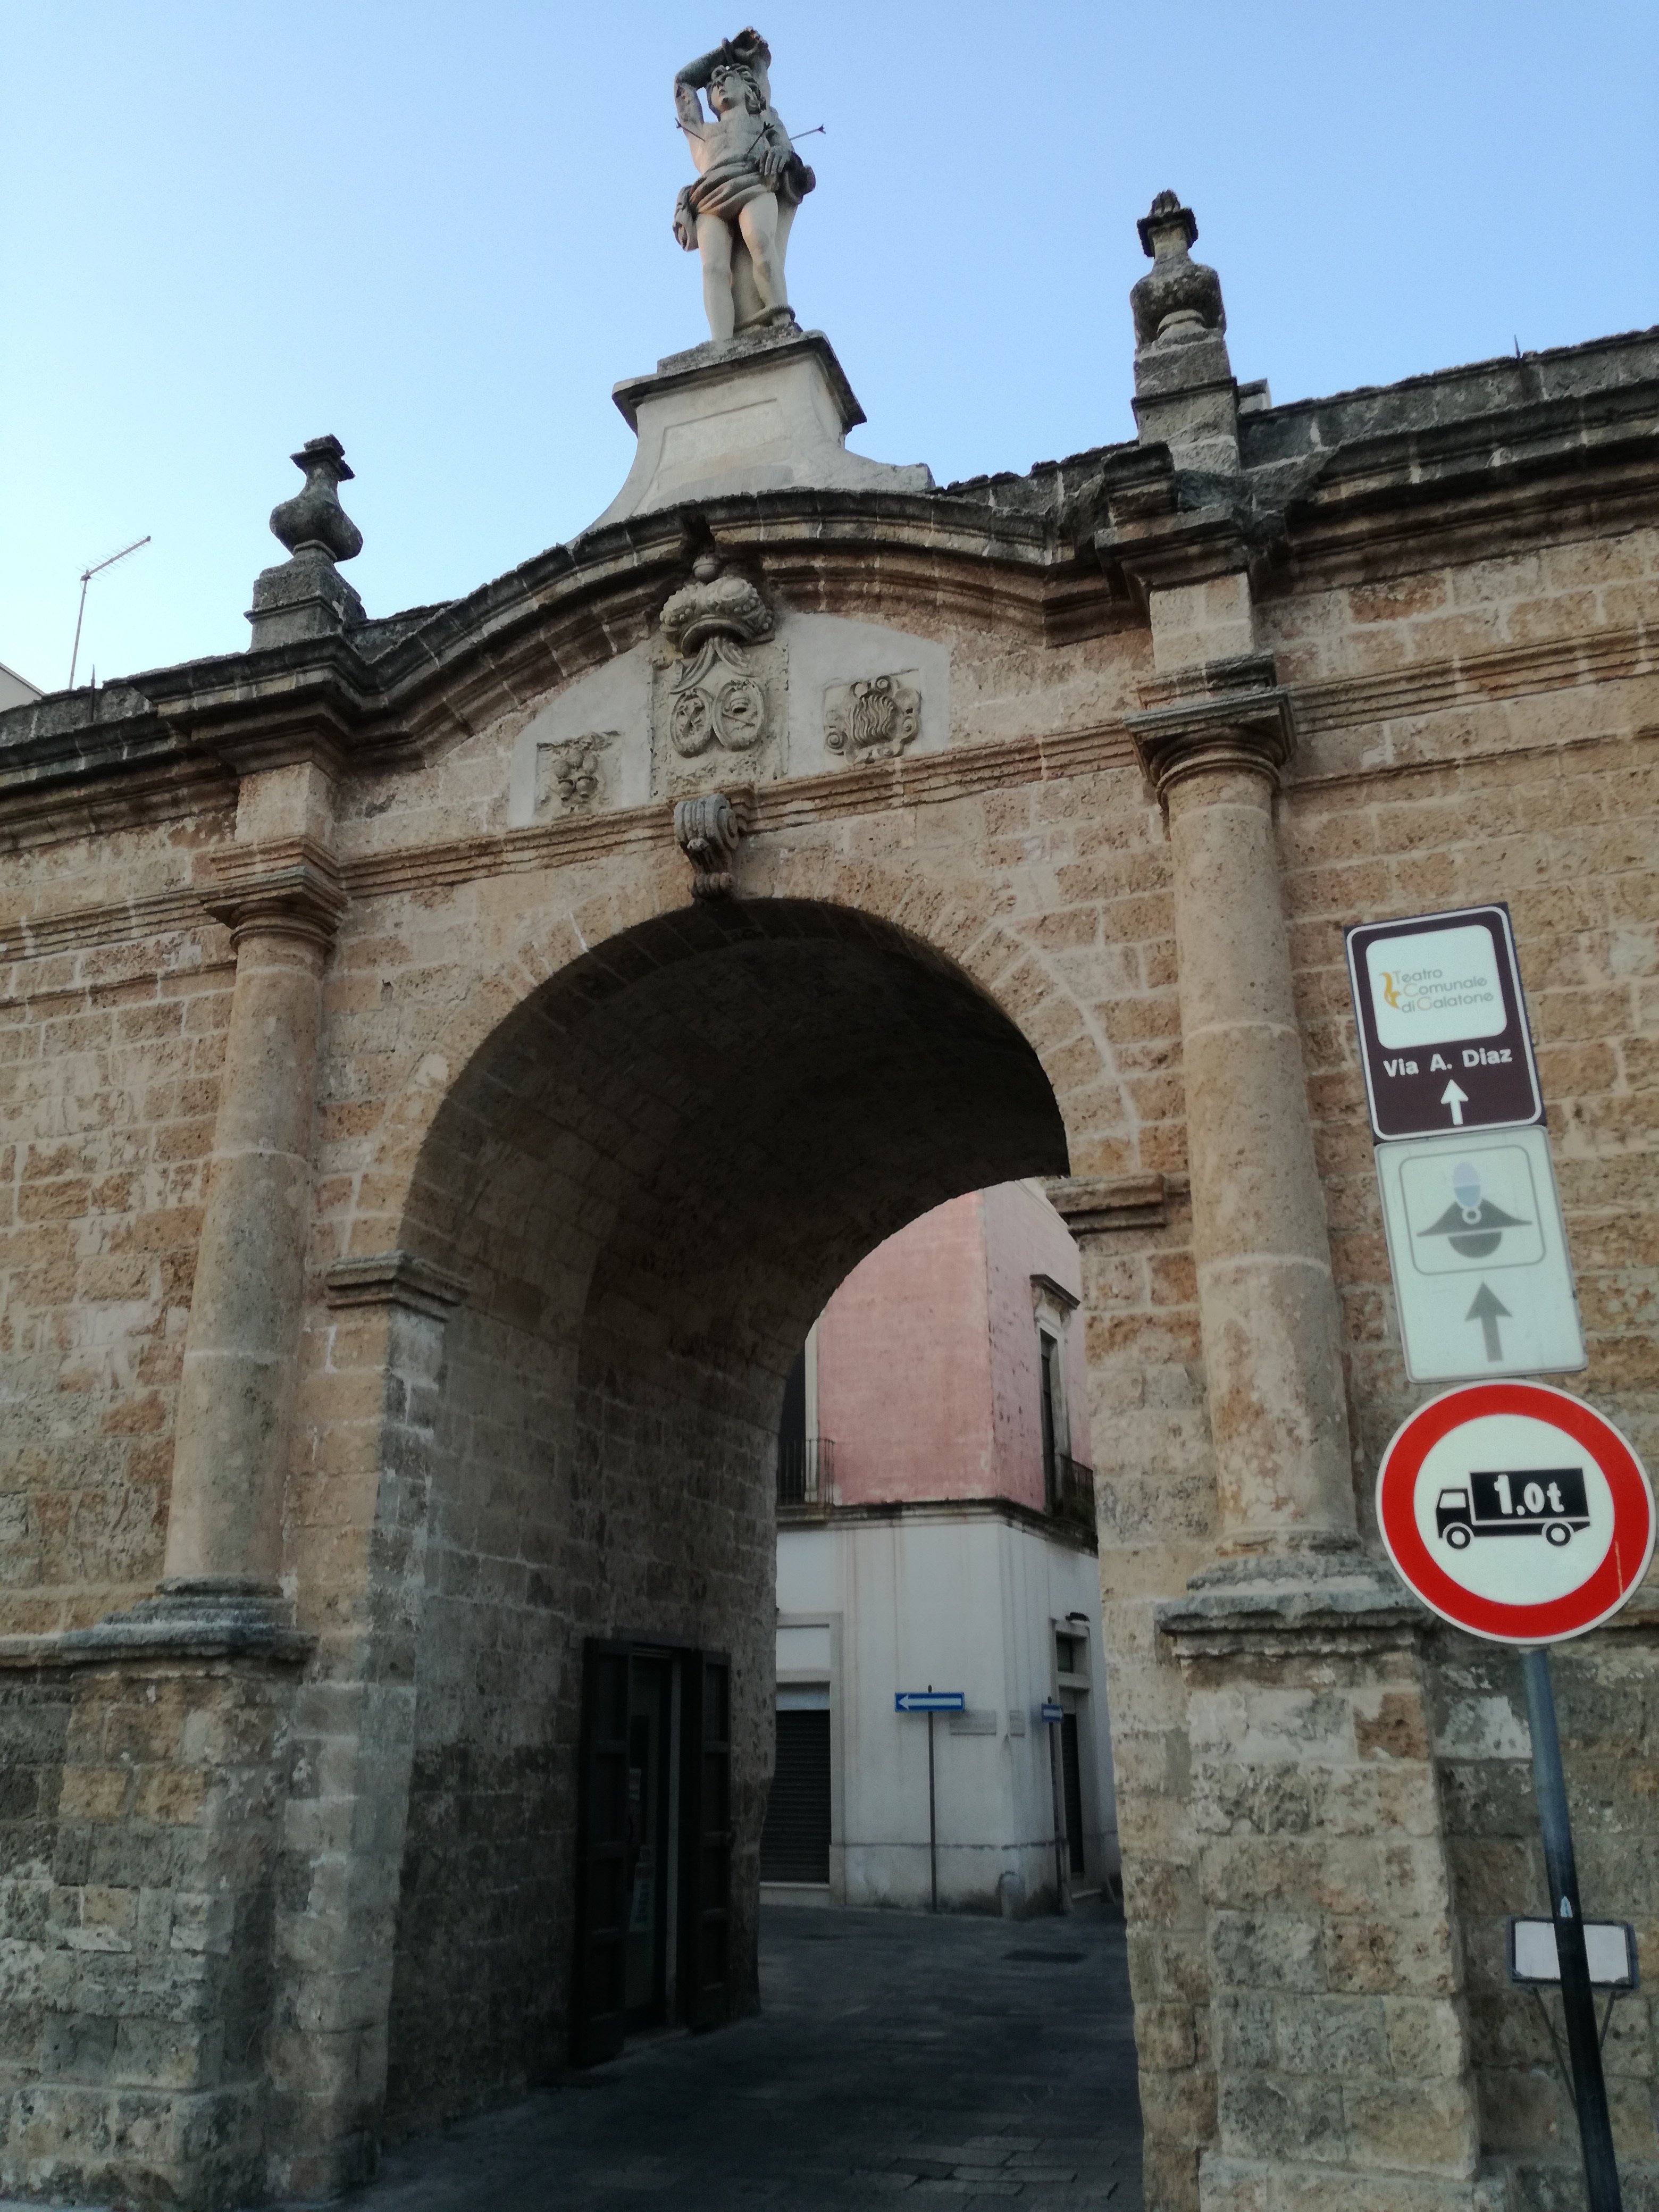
<box><xmin>4</xmin><ymin>2</ymin><xmax>1656</xmax><ymax>694</ymax></box>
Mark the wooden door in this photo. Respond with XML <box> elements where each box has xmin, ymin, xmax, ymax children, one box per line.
<box><xmin>681</xmin><ymin>1650</ymin><xmax>733</xmax><ymax>2030</ymax></box>
<box><xmin>573</xmin><ymin>1641</ymin><xmax>631</xmax><ymax>2064</ymax></box>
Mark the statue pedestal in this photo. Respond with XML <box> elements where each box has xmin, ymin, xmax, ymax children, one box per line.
<box><xmin>589</xmin><ymin>326</ymin><xmax>932</xmax><ymax>530</ymax></box>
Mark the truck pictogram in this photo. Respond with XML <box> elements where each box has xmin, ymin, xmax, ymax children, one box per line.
<box><xmin>1435</xmin><ymin>1467</ymin><xmax>1590</xmax><ymax>1550</ymax></box>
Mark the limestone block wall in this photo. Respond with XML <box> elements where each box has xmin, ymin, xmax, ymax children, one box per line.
<box><xmin>0</xmin><ymin>916</ymin><xmax>234</xmax><ymax>1634</ymax></box>
<box><xmin>1</xmin><ymin>353</ymin><xmax>1657</xmax><ymax>2212</ymax></box>
<box><xmin>0</xmin><ymin>1656</ymin><xmax>295</xmax><ymax>2208</ymax></box>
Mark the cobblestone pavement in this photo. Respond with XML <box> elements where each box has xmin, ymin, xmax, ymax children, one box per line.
<box><xmin>350</xmin><ymin>1901</ymin><xmax>1143</xmax><ymax>2211</ymax></box>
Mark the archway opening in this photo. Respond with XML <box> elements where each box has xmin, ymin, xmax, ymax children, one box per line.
<box><xmin>381</xmin><ymin>899</ymin><xmax>1071</xmax><ymax>2131</ymax></box>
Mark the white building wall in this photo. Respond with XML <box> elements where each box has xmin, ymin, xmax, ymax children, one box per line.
<box><xmin>773</xmin><ymin>1507</ymin><xmax>1117</xmax><ymax>1914</ymax></box>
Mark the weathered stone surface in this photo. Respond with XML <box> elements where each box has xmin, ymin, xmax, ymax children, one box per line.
<box><xmin>592</xmin><ymin>327</ymin><xmax>932</xmax><ymax>529</ymax></box>
<box><xmin>0</xmin><ymin>184</ymin><xmax>1656</xmax><ymax>2212</ymax></box>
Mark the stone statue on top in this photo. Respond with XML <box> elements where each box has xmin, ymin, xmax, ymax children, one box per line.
<box><xmin>673</xmin><ymin>28</ymin><xmax>816</xmax><ymax>345</ymax></box>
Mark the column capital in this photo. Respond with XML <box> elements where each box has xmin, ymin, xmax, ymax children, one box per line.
<box><xmin>198</xmin><ymin>836</ymin><xmax>347</xmax><ymax>949</ymax></box>
<box><xmin>324</xmin><ymin>1249</ymin><xmax>468</xmax><ymax>1319</ymax></box>
<box><xmin>1126</xmin><ymin>652</ymin><xmax>1295</xmax><ymax>801</ymax></box>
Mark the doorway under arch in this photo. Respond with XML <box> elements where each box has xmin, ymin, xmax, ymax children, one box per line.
<box><xmin>377</xmin><ymin>898</ymin><xmax>1077</xmax><ymax>2132</ymax></box>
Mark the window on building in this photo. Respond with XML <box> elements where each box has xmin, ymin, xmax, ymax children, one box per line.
<box><xmin>1030</xmin><ymin>1272</ymin><xmax>1080</xmax><ymax>1520</ymax></box>
<box><xmin>1039</xmin><ymin>1331</ymin><xmax>1060</xmax><ymax>1511</ymax></box>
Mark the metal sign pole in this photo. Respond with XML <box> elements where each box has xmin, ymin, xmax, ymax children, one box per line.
<box><xmin>1522</xmin><ymin>1646</ymin><xmax>1623</xmax><ymax>2211</ymax></box>
<box><xmin>926</xmin><ymin>1694</ymin><xmax>938</xmax><ymax>1914</ymax></box>
<box><xmin>1049</xmin><ymin>1725</ymin><xmax>1067</xmax><ymax>1912</ymax></box>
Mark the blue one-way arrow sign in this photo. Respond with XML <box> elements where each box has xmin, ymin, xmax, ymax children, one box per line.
<box><xmin>894</xmin><ymin>1690</ymin><xmax>965</xmax><ymax>1713</ymax></box>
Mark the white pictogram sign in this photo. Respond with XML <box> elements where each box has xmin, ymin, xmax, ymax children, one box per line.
<box><xmin>1376</xmin><ymin>1126</ymin><xmax>1585</xmax><ymax>1382</ymax></box>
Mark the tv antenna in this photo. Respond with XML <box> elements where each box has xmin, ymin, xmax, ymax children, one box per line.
<box><xmin>69</xmin><ymin>535</ymin><xmax>150</xmax><ymax>690</ymax></box>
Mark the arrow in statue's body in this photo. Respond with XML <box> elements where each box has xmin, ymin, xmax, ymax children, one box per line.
<box><xmin>893</xmin><ymin>1690</ymin><xmax>965</xmax><ymax>1713</ymax></box>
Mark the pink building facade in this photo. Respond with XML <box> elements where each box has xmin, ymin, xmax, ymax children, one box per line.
<box><xmin>815</xmin><ymin>1183</ymin><xmax>1093</xmax><ymax>1519</ymax></box>
<box><xmin>767</xmin><ymin>1182</ymin><xmax>1117</xmax><ymax>1914</ymax></box>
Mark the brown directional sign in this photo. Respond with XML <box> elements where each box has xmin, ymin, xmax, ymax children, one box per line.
<box><xmin>1345</xmin><ymin>904</ymin><xmax>1543</xmax><ymax>1141</ymax></box>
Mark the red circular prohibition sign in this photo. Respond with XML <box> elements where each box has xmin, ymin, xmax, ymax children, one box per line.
<box><xmin>1377</xmin><ymin>1380</ymin><xmax>1656</xmax><ymax>1644</ymax></box>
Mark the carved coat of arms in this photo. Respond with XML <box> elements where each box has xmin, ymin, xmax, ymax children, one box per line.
<box><xmin>652</xmin><ymin>556</ymin><xmax>784</xmax><ymax>795</ymax></box>
<box><xmin>824</xmin><ymin>673</ymin><xmax>922</xmax><ymax>764</ymax></box>
<box><xmin>534</xmin><ymin>732</ymin><xmax>613</xmax><ymax>818</ymax></box>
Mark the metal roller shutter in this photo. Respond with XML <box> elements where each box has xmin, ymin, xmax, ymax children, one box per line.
<box><xmin>760</xmin><ymin>1709</ymin><xmax>831</xmax><ymax>1882</ymax></box>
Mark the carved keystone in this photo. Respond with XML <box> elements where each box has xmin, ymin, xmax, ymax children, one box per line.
<box><xmin>674</xmin><ymin>792</ymin><xmax>741</xmax><ymax>899</ymax></box>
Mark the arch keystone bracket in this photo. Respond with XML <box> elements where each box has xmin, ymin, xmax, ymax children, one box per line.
<box><xmin>674</xmin><ymin>790</ymin><xmax>744</xmax><ymax>899</ymax></box>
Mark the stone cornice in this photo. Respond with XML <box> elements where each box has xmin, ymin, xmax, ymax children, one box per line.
<box><xmin>1094</xmin><ymin>489</ymin><xmax>1255</xmax><ymax>597</ymax></box>
<box><xmin>1</xmin><ymin>366</ymin><xmax>1654</xmax><ymax>834</ymax></box>
<box><xmin>323</xmin><ymin>1249</ymin><xmax>468</xmax><ymax>1318</ymax></box>
<box><xmin>1289</xmin><ymin>618</ymin><xmax>1658</xmax><ymax>746</ymax></box>
<box><xmin>196</xmin><ymin>837</ymin><xmax>348</xmax><ymax>949</ymax></box>
<box><xmin>776</xmin><ymin>1492</ymin><xmax>1099</xmax><ymax>1555</ymax></box>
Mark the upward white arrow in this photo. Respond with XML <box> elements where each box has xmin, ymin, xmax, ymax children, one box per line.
<box><xmin>1440</xmin><ymin>1079</ymin><xmax>1469</xmax><ymax>1126</ymax></box>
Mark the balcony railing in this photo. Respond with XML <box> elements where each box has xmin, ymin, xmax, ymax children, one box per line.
<box><xmin>1052</xmin><ymin>1452</ymin><xmax>1096</xmax><ymax>1532</ymax></box>
<box><xmin>777</xmin><ymin>1438</ymin><xmax>836</xmax><ymax>1510</ymax></box>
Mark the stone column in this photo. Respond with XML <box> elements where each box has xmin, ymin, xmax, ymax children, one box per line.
<box><xmin>1133</xmin><ymin>682</ymin><xmax>1355</xmax><ymax>1555</ymax></box>
<box><xmin>161</xmin><ymin>836</ymin><xmax>345</xmax><ymax>1615</ymax></box>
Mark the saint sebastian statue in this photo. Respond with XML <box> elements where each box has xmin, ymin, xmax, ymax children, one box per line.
<box><xmin>673</xmin><ymin>29</ymin><xmax>815</xmax><ymax>344</ymax></box>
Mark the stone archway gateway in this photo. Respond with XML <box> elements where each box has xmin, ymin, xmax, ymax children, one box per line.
<box><xmin>3</xmin><ymin>45</ymin><xmax>1658</xmax><ymax>2211</ymax></box>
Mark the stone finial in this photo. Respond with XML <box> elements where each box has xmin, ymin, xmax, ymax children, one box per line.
<box><xmin>674</xmin><ymin>791</ymin><xmax>742</xmax><ymax>898</ymax></box>
<box><xmin>269</xmin><ymin>435</ymin><xmax>364</xmax><ymax>564</ymax></box>
<box><xmin>1131</xmin><ymin>191</ymin><xmax>1226</xmax><ymax>349</ymax></box>
<box><xmin>248</xmin><ymin>433</ymin><xmax>366</xmax><ymax>649</ymax></box>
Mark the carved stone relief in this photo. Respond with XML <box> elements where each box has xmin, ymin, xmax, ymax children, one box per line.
<box><xmin>534</xmin><ymin>732</ymin><xmax>614</xmax><ymax>818</ymax></box>
<box><xmin>823</xmin><ymin>672</ymin><xmax>921</xmax><ymax>765</ymax></box>
<box><xmin>651</xmin><ymin>555</ymin><xmax>785</xmax><ymax>797</ymax></box>
<box><xmin>673</xmin><ymin>791</ymin><xmax>742</xmax><ymax>899</ymax></box>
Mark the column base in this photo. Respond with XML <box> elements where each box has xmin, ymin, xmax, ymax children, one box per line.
<box><xmin>1201</xmin><ymin>2153</ymin><xmax>1504</xmax><ymax>2212</ymax></box>
<box><xmin>59</xmin><ymin>1577</ymin><xmax>315</xmax><ymax>1664</ymax></box>
<box><xmin>0</xmin><ymin>1613</ymin><xmax>305</xmax><ymax>2210</ymax></box>
<box><xmin>1151</xmin><ymin>1551</ymin><xmax>1480</xmax><ymax>2211</ymax></box>
<box><xmin>1162</xmin><ymin>1547</ymin><xmax>1422</xmax><ymax>1651</ymax></box>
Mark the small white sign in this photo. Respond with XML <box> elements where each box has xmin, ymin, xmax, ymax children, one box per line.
<box><xmin>1376</xmin><ymin>1126</ymin><xmax>1585</xmax><ymax>1382</ymax></box>
<box><xmin>1364</xmin><ymin>923</ymin><xmax>1509</xmax><ymax>1049</ymax></box>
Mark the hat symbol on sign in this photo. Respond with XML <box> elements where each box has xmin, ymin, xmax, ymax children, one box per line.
<box><xmin>1419</xmin><ymin>1163</ymin><xmax>1530</xmax><ymax>1259</ymax></box>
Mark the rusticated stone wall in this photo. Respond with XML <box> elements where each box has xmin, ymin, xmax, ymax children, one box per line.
<box><xmin>0</xmin><ymin>1657</ymin><xmax>295</xmax><ymax>2208</ymax></box>
<box><xmin>0</xmin><ymin>306</ymin><xmax>1656</xmax><ymax>2212</ymax></box>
